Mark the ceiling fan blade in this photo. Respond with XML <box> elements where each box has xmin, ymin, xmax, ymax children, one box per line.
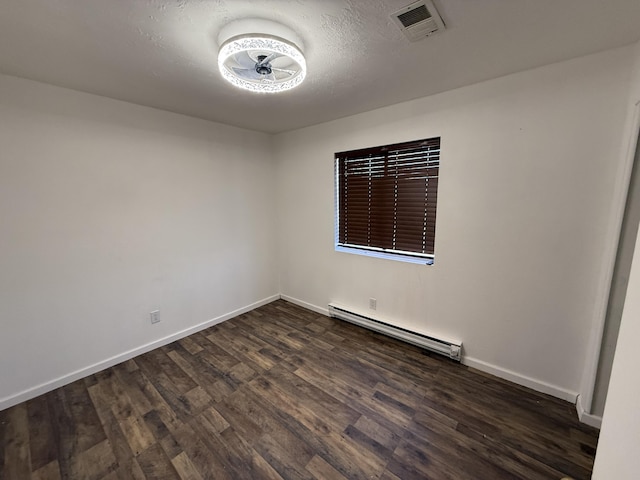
<box><xmin>232</xmin><ymin>67</ymin><xmax>265</xmax><ymax>81</ymax></box>
<box><xmin>271</xmin><ymin>67</ymin><xmax>296</xmax><ymax>77</ymax></box>
<box><xmin>233</xmin><ymin>51</ymin><xmax>256</xmax><ymax>69</ymax></box>
<box><xmin>258</xmin><ymin>52</ymin><xmax>281</xmax><ymax>65</ymax></box>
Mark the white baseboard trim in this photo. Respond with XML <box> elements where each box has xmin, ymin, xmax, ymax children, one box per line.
<box><xmin>576</xmin><ymin>394</ymin><xmax>603</xmax><ymax>429</ymax></box>
<box><xmin>0</xmin><ymin>294</ymin><xmax>280</xmax><ymax>412</ymax></box>
<box><xmin>460</xmin><ymin>356</ymin><xmax>579</xmax><ymax>403</ymax></box>
<box><xmin>278</xmin><ymin>295</ymin><xmax>581</xmax><ymax>405</ymax></box>
<box><xmin>280</xmin><ymin>294</ymin><xmax>329</xmax><ymax>316</ymax></box>
<box><xmin>1</xmin><ymin>292</ymin><xmax>600</xmax><ymax>431</ymax></box>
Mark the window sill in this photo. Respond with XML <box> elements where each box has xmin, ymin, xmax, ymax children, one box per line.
<box><xmin>335</xmin><ymin>245</ymin><xmax>434</xmax><ymax>265</ymax></box>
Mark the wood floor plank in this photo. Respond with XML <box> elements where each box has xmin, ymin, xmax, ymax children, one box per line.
<box><xmin>227</xmin><ymin>386</ymin><xmax>316</xmax><ymax>461</ymax></box>
<box><xmin>213</xmin><ymin>320</ymin><xmax>269</xmax><ymax>350</ymax></box>
<box><xmin>199</xmin><ymin>407</ymin><xmax>230</xmax><ymax>434</ymax></box>
<box><xmin>158</xmin><ymin>432</ymin><xmax>183</xmax><ymax>460</ymax></box>
<box><xmin>117</xmin><ymin>415</ymin><xmax>156</xmax><ymax>457</ymax></box>
<box><xmin>189</xmin><ymin>333</ymin><xmax>241</xmax><ymax>372</ymax></box>
<box><xmin>386</xmin><ymin>451</ymin><xmax>458</xmax><ymax>480</ymax></box>
<box><xmin>293</xmin><ymin>370</ymin><xmax>396</xmax><ymax>439</ymax></box>
<box><xmin>89</xmin><ymin>405</ymin><xmax>134</xmax><ymax>471</ymax></box>
<box><xmin>374</xmin><ymin>380</ymin><xmax>426</xmax><ymax>412</ymax></box>
<box><xmin>26</xmin><ymin>394</ymin><xmax>57</xmax><ymax>471</ymax></box>
<box><xmin>152</xmin><ymin>347</ymin><xmax>199</xmax><ymax>394</ymax></box>
<box><xmin>0</xmin><ymin>299</ymin><xmax>599</xmax><ymax>479</ymax></box>
<box><xmin>177</xmin><ymin>336</ymin><xmax>204</xmax><ymax>356</ymax></box>
<box><xmin>164</xmin><ymin>347</ymin><xmax>236</xmax><ymax>404</ymax></box>
<box><xmin>187</xmin><ymin>417</ymin><xmax>251</xmax><ymax>480</ymax></box>
<box><xmin>136</xmin><ymin>443</ymin><xmax>180</xmax><ymax>480</ymax></box>
<box><xmin>234</xmin><ymin>315</ymin><xmax>306</xmax><ymax>355</ymax></box>
<box><xmin>170</xmin><ymin>451</ymin><xmax>204</xmax><ymax>480</ymax></box>
<box><xmin>263</xmin><ymin>365</ymin><xmax>361</xmax><ymax>430</ymax></box>
<box><xmin>252</xmin><ymin>432</ymin><xmax>316</xmax><ymax>480</ymax></box>
<box><xmin>110</xmin><ymin>457</ymin><xmax>146</xmax><ymax>480</ymax></box>
<box><xmin>213</xmin><ymin>390</ymin><xmax>265</xmax><ymax>444</ymax></box>
<box><xmin>352</xmin><ymin>414</ymin><xmax>403</xmax><ymax>452</ymax></box>
<box><xmin>116</xmin><ymin>367</ymin><xmax>184</xmax><ymax>436</ymax></box>
<box><xmin>65</xmin><ymin>439</ymin><xmax>117</xmax><ymax>480</ymax></box>
<box><xmin>134</xmin><ymin>357</ymin><xmax>196</xmax><ymax>410</ymax></box>
<box><xmin>379</xmin><ymin>470</ymin><xmax>403</xmax><ymax>480</ymax></box>
<box><xmin>247</xmin><ymin>375</ymin><xmax>336</xmax><ymax>438</ymax></box>
<box><xmin>422</xmin><ymin>382</ymin><xmax>594</xmax><ymax>478</ymax></box>
<box><xmin>139</xmin><ymin>371</ymin><xmax>204</xmax><ymax>424</ymax></box>
<box><xmin>246</xmin><ymin>377</ymin><xmax>387</xmax><ymax>480</ymax></box>
<box><xmin>287</xmin><ymin>340</ymin><xmax>382</xmax><ymax>391</ymax></box>
<box><xmin>216</xmin><ymin>427</ymin><xmax>285</xmax><ymax>480</ymax></box>
<box><xmin>111</xmin><ymin>366</ymin><xmax>154</xmax><ymax>416</ymax></box>
<box><xmin>403</xmin><ymin>418</ymin><xmax>530</xmax><ymax>480</ymax></box>
<box><xmin>64</xmin><ymin>379</ymin><xmax>108</xmax><ymax>453</ymax></box>
<box><xmin>204</xmin><ymin>329</ymin><xmax>274</xmax><ymax>374</ymax></box>
<box><xmin>305</xmin><ymin>454</ymin><xmax>349</xmax><ymax>480</ymax></box>
<box><xmin>217</xmin><ymin>388</ymin><xmax>317</xmax><ymax>479</ymax></box>
<box><xmin>32</xmin><ymin>460</ymin><xmax>62</xmax><ymax>480</ymax></box>
<box><xmin>2</xmin><ymin>404</ymin><xmax>31</xmax><ymax>480</ymax></box>
<box><xmin>451</xmin><ymin>422</ymin><xmax>567</xmax><ymax>480</ymax></box>
<box><xmin>46</xmin><ymin>385</ymin><xmax>80</xmax><ymax>478</ymax></box>
<box><xmin>293</xmin><ymin>363</ymin><xmax>411</xmax><ymax>438</ymax></box>
<box><xmin>91</xmin><ymin>372</ymin><xmax>155</xmax><ymax>458</ymax></box>
<box><xmin>171</xmin><ymin>422</ymin><xmax>235</xmax><ymax>480</ymax></box>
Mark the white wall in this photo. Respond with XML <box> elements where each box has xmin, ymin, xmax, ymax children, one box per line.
<box><xmin>593</xmin><ymin>149</ymin><xmax>640</xmax><ymax>478</ymax></box>
<box><xmin>1</xmin><ymin>42</ymin><xmax>636</xmax><ymax>417</ymax></box>
<box><xmin>581</xmin><ymin>39</ymin><xmax>640</xmax><ymax>420</ymax></box>
<box><xmin>274</xmin><ymin>46</ymin><xmax>633</xmax><ymax>400</ymax></box>
<box><xmin>0</xmin><ymin>74</ymin><xmax>278</xmax><ymax>407</ymax></box>
<box><xmin>591</xmin><ymin>119</ymin><xmax>640</xmax><ymax>417</ymax></box>
<box><xmin>592</xmin><ymin>39</ymin><xmax>640</xmax><ymax>478</ymax></box>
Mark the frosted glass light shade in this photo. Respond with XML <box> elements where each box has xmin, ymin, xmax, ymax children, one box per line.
<box><xmin>218</xmin><ymin>35</ymin><xmax>306</xmax><ymax>93</ymax></box>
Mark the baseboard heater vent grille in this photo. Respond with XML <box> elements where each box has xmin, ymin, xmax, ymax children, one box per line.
<box><xmin>328</xmin><ymin>304</ymin><xmax>461</xmax><ymax>361</ymax></box>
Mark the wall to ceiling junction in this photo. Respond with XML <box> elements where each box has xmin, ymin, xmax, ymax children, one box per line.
<box><xmin>0</xmin><ymin>43</ymin><xmax>638</xmax><ymax>417</ymax></box>
<box><xmin>274</xmin><ymin>45</ymin><xmax>634</xmax><ymax>403</ymax></box>
<box><xmin>0</xmin><ymin>74</ymin><xmax>278</xmax><ymax>408</ymax></box>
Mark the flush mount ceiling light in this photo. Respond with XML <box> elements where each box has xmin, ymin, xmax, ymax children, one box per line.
<box><xmin>217</xmin><ymin>19</ymin><xmax>306</xmax><ymax>93</ymax></box>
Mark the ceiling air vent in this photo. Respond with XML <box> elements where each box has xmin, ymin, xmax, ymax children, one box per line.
<box><xmin>391</xmin><ymin>0</ymin><xmax>446</xmax><ymax>42</ymax></box>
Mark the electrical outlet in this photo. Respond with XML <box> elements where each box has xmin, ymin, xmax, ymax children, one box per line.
<box><xmin>150</xmin><ymin>310</ymin><xmax>160</xmax><ymax>324</ymax></box>
<box><xmin>369</xmin><ymin>298</ymin><xmax>377</xmax><ymax>310</ymax></box>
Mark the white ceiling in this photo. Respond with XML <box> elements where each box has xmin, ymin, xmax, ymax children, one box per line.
<box><xmin>1</xmin><ymin>0</ymin><xmax>640</xmax><ymax>133</ymax></box>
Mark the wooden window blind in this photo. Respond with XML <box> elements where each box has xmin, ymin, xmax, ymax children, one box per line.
<box><xmin>336</xmin><ymin>137</ymin><xmax>440</xmax><ymax>259</ymax></box>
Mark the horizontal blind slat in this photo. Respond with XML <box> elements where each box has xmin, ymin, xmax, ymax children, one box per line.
<box><xmin>337</xmin><ymin>136</ymin><xmax>440</xmax><ymax>257</ymax></box>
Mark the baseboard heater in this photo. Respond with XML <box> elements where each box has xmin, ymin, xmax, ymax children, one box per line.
<box><xmin>328</xmin><ymin>303</ymin><xmax>462</xmax><ymax>361</ymax></box>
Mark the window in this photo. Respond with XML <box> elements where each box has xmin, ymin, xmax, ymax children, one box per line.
<box><xmin>335</xmin><ymin>137</ymin><xmax>440</xmax><ymax>264</ymax></box>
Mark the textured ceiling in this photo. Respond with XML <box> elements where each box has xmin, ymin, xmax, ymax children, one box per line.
<box><xmin>1</xmin><ymin>0</ymin><xmax>640</xmax><ymax>133</ymax></box>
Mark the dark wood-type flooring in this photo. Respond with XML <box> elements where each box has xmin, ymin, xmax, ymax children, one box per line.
<box><xmin>0</xmin><ymin>300</ymin><xmax>599</xmax><ymax>479</ymax></box>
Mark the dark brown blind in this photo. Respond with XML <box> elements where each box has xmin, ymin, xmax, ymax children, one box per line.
<box><xmin>336</xmin><ymin>137</ymin><xmax>440</xmax><ymax>257</ymax></box>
